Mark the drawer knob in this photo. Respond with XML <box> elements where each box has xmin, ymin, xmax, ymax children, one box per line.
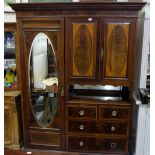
<box><xmin>88</xmin><ymin>18</ymin><xmax>93</xmax><ymax>21</ymax></box>
<box><xmin>112</xmin><ymin>110</ymin><xmax>117</xmax><ymax>117</ymax></box>
<box><xmin>111</xmin><ymin>126</ymin><xmax>116</xmax><ymax>132</ymax></box>
<box><xmin>79</xmin><ymin>141</ymin><xmax>84</xmax><ymax>147</ymax></box>
<box><xmin>79</xmin><ymin>124</ymin><xmax>85</xmax><ymax>130</ymax></box>
<box><xmin>110</xmin><ymin>142</ymin><xmax>117</xmax><ymax>149</ymax></box>
<box><xmin>79</xmin><ymin>110</ymin><xmax>85</xmax><ymax>116</ymax></box>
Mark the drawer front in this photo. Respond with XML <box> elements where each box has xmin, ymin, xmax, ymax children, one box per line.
<box><xmin>68</xmin><ymin>120</ymin><xmax>128</xmax><ymax>136</ymax></box>
<box><xmin>67</xmin><ymin>106</ymin><xmax>97</xmax><ymax>120</ymax></box>
<box><xmin>99</xmin><ymin>106</ymin><xmax>130</xmax><ymax>120</ymax></box>
<box><xmin>4</xmin><ymin>96</ymin><xmax>15</xmax><ymax>103</ymax></box>
<box><xmin>68</xmin><ymin>136</ymin><xmax>127</xmax><ymax>152</ymax></box>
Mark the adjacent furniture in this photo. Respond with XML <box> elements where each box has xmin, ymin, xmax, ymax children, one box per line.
<box><xmin>4</xmin><ymin>23</ymin><xmax>23</xmax><ymax>150</ymax></box>
<box><xmin>10</xmin><ymin>1</ymin><xmax>146</xmax><ymax>154</ymax></box>
<box><xmin>4</xmin><ymin>23</ymin><xmax>20</xmax><ymax>91</ymax></box>
<box><xmin>4</xmin><ymin>91</ymin><xmax>23</xmax><ymax>150</ymax></box>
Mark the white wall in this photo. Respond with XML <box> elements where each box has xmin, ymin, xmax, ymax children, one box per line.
<box><xmin>4</xmin><ymin>0</ymin><xmax>28</xmax><ymax>23</ymax></box>
<box><xmin>133</xmin><ymin>2</ymin><xmax>150</xmax><ymax>90</ymax></box>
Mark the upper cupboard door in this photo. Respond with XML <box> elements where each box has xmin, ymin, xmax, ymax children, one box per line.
<box><xmin>102</xmin><ymin>19</ymin><xmax>136</xmax><ymax>86</ymax></box>
<box><xmin>65</xmin><ymin>17</ymin><xmax>100</xmax><ymax>82</ymax></box>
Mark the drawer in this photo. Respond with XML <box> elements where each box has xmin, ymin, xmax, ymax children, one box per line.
<box><xmin>4</xmin><ymin>96</ymin><xmax>15</xmax><ymax>103</ymax></box>
<box><xmin>68</xmin><ymin>136</ymin><xmax>127</xmax><ymax>153</ymax></box>
<box><xmin>68</xmin><ymin>120</ymin><xmax>128</xmax><ymax>136</ymax></box>
<box><xmin>67</xmin><ymin>105</ymin><xmax>97</xmax><ymax>120</ymax></box>
<box><xmin>99</xmin><ymin>106</ymin><xmax>130</xmax><ymax>120</ymax></box>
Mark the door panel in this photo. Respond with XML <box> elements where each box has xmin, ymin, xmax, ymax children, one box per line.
<box><xmin>20</xmin><ymin>18</ymin><xmax>64</xmax><ymax>149</ymax></box>
<box><xmin>105</xmin><ymin>23</ymin><xmax>129</xmax><ymax>78</ymax></box>
<box><xmin>102</xmin><ymin>18</ymin><xmax>136</xmax><ymax>86</ymax></box>
<box><xmin>66</xmin><ymin>17</ymin><xmax>100</xmax><ymax>81</ymax></box>
<box><xmin>24</xmin><ymin>31</ymin><xmax>62</xmax><ymax>129</ymax></box>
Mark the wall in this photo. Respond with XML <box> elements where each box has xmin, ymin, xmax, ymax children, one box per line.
<box><xmin>134</xmin><ymin>1</ymin><xmax>150</xmax><ymax>89</ymax></box>
<box><xmin>4</xmin><ymin>0</ymin><xmax>28</xmax><ymax>23</ymax></box>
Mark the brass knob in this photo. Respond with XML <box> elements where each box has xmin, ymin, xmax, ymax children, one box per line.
<box><xmin>79</xmin><ymin>110</ymin><xmax>85</xmax><ymax>116</ymax></box>
<box><xmin>112</xmin><ymin>110</ymin><xmax>117</xmax><ymax>117</ymax></box>
<box><xmin>110</xmin><ymin>142</ymin><xmax>117</xmax><ymax>149</ymax></box>
<box><xmin>79</xmin><ymin>141</ymin><xmax>84</xmax><ymax>147</ymax></box>
<box><xmin>79</xmin><ymin>124</ymin><xmax>85</xmax><ymax>130</ymax></box>
<box><xmin>111</xmin><ymin>126</ymin><xmax>116</xmax><ymax>132</ymax></box>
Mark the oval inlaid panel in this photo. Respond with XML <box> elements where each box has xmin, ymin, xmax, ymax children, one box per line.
<box><xmin>73</xmin><ymin>24</ymin><xmax>92</xmax><ymax>75</ymax></box>
<box><xmin>107</xmin><ymin>24</ymin><xmax>128</xmax><ymax>77</ymax></box>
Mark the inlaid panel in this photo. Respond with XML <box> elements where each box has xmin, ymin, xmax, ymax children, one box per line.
<box><xmin>105</xmin><ymin>22</ymin><xmax>130</xmax><ymax>78</ymax></box>
<box><xmin>30</xmin><ymin>131</ymin><xmax>60</xmax><ymax>146</ymax></box>
<box><xmin>72</xmin><ymin>23</ymin><xmax>95</xmax><ymax>77</ymax></box>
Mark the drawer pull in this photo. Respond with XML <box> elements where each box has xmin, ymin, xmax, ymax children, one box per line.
<box><xmin>79</xmin><ymin>124</ymin><xmax>85</xmax><ymax>130</ymax></box>
<box><xmin>110</xmin><ymin>142</ymin><xmax>117</xmax><ymax>149</ymax></box>
<box><xmin>79</xmin><ymin>141</ymin><xmax>84</xmax><ymax>147</ymax></box>
<box><xmin>88</xmin><ymin>18</ymin><xmax>93</xmax><ymax>21</ymax></box>
<box><xmin>112</xmin><ymin>110</ymin><xmax>117</xmax><ymax>117</ymax></box>
<box><xmin>111</xmin><ymin>126</ymin><xmax>116</xmax><ymax>132</ymax></box>
<box><xmin>79</xmin><ymin>110</ymin><xmax>85</xmax><ymax>116</ymax></box>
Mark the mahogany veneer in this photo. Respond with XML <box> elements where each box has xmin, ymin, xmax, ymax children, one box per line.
<box><xmin>10</xmin><ymin>1</ymin><xmax>145</xmax><ymax>154</ymax></box>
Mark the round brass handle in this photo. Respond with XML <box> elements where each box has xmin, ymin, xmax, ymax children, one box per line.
<box><xmin>79</xmin><ymin>141</ymin><xmax>84</xmax><ymax>147</ymax></box>
<box><xmin>111</xmin><ymin>126</ymin><xmax>116</xmax><ymax>132</ymax></box>
<box><xmin>112</xmin><ymin>110</ymin><xmax>117</xmax><ymax>117</ymax></box>
<box><xmin>110</xmin><ymin>142</ymin><xmax>117</xmax><ymax>149</ymax></box>
<box><xmin>79</xmin><ymin>124</ymin><xmax>85</xmax><ymax>130</ymax></box>
<box><xmin>79</xmin><ymin>110</ymin><xmax>85</xmax><ymax>116</ymax></box>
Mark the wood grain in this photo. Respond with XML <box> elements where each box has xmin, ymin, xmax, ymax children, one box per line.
<box><xmin>73</xmin><ymin>23</ymin><xmax>94</xmax><ymax>77</ymax></box>
<box><xmin>10</xmin><ymin>1</ymin><xmax>145</xmax><ymax>154</ymax></box>
<box><xmin>105</xmin><ymin>23</ymin><xmax>129</xmax><ymax>78</ymax></box>
<box><xmin>4</xmin><ymin>92</ymin><xmax>23</xmax><ymax>150</ymax></box>
<box><xmin>68</xmin><ymin>136</ymin><xmax>127</xmax><ymax>152</ymax></box>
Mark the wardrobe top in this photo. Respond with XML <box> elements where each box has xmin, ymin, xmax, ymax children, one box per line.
<box><xmin>10</xmin><ymin>1</ymin><xmax>146</xmax><ymax>12</ymax></box>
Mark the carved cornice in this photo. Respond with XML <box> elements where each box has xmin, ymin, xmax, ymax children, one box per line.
<box><xmin>10</xmin><ymin>2</ymin><xmax>146</xmax><ymax>12</ymax></box>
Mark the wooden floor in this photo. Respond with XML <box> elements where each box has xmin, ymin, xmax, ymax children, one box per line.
<box><xmin>4</xmin><ymin>149</ymin><xmax>130</xmax><ymax>155</ymax></box>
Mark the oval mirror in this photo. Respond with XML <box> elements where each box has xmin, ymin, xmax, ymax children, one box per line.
<box><xmin>29</xmin><ymin>33</ymin><xmax>58</xmax><ymax>128</ymax></box>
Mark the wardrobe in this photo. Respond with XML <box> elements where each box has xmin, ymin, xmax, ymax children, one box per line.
<box><xmin>10</xmin><ymin>1</ymin><xmax>145</xmax><ymax>154</ymax></box>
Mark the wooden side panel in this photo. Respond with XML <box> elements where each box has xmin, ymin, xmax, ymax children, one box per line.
<box><xmin>105</xmin><ymin>22</ymin><xmax>130</xmax><ymax>78</ymax></box>
<box><xmin>4</xmin><ymin>93</ymin><xmax>23</xmax><ymax>150</ymax></box>
<box><xmin>72</xmin><ymin>23</ymin><xmax>95</xmax><ymax>77</ymax></box>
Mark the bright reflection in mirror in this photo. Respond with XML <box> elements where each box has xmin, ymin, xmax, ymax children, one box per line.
<box><xmin>29</xmin><ymin>33</ymin><xmax>58</xmax><ymax>128</ymax></box>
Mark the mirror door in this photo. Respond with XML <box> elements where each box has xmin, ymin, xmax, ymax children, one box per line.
<box><xmin>22</xmin><ymin>30</ymin><xmax>64</xmax><ymax>131</ymax></box>
<box><xmin>29</xmin><ymin>33</ymin><xmax>58</xmax><ymax>128</ymax></box>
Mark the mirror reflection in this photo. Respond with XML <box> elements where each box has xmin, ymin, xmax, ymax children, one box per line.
<box><xmin>29</xmin><ymin>33</ymin><xmax>58</xmax><ymax>127</ymax></box>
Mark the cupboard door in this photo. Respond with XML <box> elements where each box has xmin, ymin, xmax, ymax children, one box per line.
<box><xmin>102</xmin><ymin>19</ymin><xmax>136</xmax><ymax>86</ymax></box>
<box><xmin>65</xmin><ymin>17</ymin><xmax>100</xmax><ymax>81</ymax></box>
